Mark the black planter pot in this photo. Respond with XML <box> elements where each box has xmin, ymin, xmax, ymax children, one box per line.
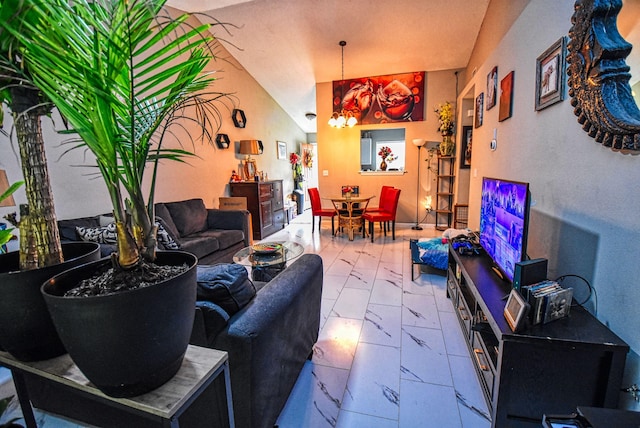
<box><xmin>0</xmin><ymin>242</ymin><xmax>101</xmax><ymax>361</ymax></box>
<box><xmin>41</xmin><ymin>251</ymin><xmax>197</xmax><ymax>398</ymax></box>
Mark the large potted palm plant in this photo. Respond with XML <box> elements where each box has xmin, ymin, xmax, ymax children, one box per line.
<box><xmin>1</xmin><ymin>0</ymin><xmax>230</xmax><ymax>396</ymax></box>
<box><xmin>0</xmin><ymin>4</ymin><xmax>101</xmax><ymax>361</ymax></box>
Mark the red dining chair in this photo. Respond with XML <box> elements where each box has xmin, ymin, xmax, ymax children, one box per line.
<box><xmin>363</xmin><ymin>188</ymin><xmax>401</xmax><ymax>242</ymax></box>
<box><xmin>364</xmin><ymin>186</ymin><xmax>394</xmax><ymax>231</ymax></box>
<box><xmin>308</xmin><ymin>187</ymin><xmax>336</xmax><ymax>234</ymax></box>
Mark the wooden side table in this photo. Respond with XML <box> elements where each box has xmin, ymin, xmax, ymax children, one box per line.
<box><xmin>0</xmin><ymin>345</ymin><xmax>234</xmax><ymax>428</ymax></box>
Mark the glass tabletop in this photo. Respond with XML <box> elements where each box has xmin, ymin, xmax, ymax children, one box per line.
<box><xmin>232</xmin><ymin>241</ymin><xmax>304</xmax><ymax>268</ymax></box>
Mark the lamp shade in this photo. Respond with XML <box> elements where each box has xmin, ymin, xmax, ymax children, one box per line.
<box><xmin>239</xmin><ymin>140</ymin><xmax>262</xmax><ymax>155</ymax></box>
<box><xmin>412</xmin><ymin>138</ymin><xmax>425</xmax><ymax>147</ymax></box>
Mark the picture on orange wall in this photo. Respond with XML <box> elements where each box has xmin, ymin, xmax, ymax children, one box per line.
<box><xmin>499</xmin><ymin>70</ymin><xmax>515</xmax><ymax>122</ymax></box>
<box><xmin>486</xmin><ymin>66</ymin><xmax>498</xmax><ymax>110</ymax></box>
<box><xmin>331</xmin><ymin>71</ymin><xmax>425</xmax><ymax>125</ymax></box>
<box><xmin>475</xmin><ymin>93</ymin><xmax>484</xmax><ymax>128</ymax></box>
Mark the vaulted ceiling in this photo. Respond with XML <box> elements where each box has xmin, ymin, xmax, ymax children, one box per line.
<box><xmin>166</xmin><ymin>0</ymin><xmax>489</xmax><ymax>133</ymax></box>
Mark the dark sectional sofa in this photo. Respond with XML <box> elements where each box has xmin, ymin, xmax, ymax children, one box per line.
<box><xmin>57</xmin><ymin>198</ymin><xmax>251</xmax><ymax>264</ymax></box>
<box><xmin>191</xmin><ymin>254</ymin><xmax>324</xmax><ymax>428</ymax></box>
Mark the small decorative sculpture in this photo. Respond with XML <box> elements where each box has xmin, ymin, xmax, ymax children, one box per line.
<box><xmin>567</xmin><ymin>0</ymin><xmax>640</xmax><ymax>151</ymax></box>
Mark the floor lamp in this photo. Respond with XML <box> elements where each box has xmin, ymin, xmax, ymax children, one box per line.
<box><xmin>411</xmin><ymin>138</ymin><xmax>425</xmax><ymax>230</ymax></box>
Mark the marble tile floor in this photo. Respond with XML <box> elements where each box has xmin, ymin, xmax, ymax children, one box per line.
<box><xmin>0</xmin><ymin>210</ymin><xmax>491</xmax><ymax>428</ymax></box>
<box><xmin>273</xmin><ymin>211</ymin><xmax>490</xmax><ymax>428</ymax></box>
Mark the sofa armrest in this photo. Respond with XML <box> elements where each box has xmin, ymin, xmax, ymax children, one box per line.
<box><xmin>206</xmin><ymin>209</ymin><xmax>251</xmax><ymax>246</ymax></box>
<box><xmin>191</xmin><ymin>301</ymin><xmax>230</xmax><ymax>347</ymax></box>
<box><xmin>212</xmin><ymin>253</ymin><xmax>323</xmax><ymax>428</ymax></box>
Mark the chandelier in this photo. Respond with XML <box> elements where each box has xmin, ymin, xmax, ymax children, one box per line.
<box><xmin>328</xmin><ymin>41</ymin><xmax>357</xmax><ymax>128</ymax></box>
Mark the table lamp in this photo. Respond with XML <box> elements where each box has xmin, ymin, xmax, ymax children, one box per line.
<box><xmin>239</xmin><ymin>140</ymin><xmax>262</xmax><ymax>180</ymax></box>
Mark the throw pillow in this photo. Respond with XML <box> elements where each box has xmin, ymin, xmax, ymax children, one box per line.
<box><xmin>196</xmin><ymin>264</ymin><xmax>256</xmax><ymax>315</ymax></box>
<box><xmin>165</xmin><ymin>199</ymin><xmax>208</xmax><ymax>236</ymax></box>
<box><xmin>156</xmin><ymin>218</ymin><xmax>180</xmax><ymax>250</ymax></box>
<box><xmin>76</xmin><ymin>223</ymin><xmax>117</xmax><ymax>244</ymax></box>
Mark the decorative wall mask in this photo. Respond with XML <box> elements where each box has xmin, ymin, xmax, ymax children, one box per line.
<box><xmin>567</xmin><ymin>0</ymin><xmax>640</xmax><ymax>152</ymax></box>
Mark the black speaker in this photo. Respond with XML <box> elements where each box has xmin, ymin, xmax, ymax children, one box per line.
<box><xmin>513</xmin><ymin>258</ymin><xmax>548</xmax><ymax>290</ymax></box>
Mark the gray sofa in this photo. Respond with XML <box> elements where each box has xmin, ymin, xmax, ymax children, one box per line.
<box><xmin>57</xmin><ymin>198</ymin><xmax>251</xmax><ymax>264</ymax></box>
<box><xmin>191</xmin><ymin>254</ymin><xmax>323</xmax><ymax>428</ymax></box>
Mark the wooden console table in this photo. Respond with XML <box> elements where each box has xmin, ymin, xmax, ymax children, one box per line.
<box><xmin>0</xmin><ymin>345</ymin><xmax>234</xmax><ymax>428</ymax></box>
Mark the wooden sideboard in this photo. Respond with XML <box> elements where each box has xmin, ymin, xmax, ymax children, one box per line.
<box><xmin>230</xmin><ymin>180</ymin><xmax>284</xmax><ymax>240</ymax></box>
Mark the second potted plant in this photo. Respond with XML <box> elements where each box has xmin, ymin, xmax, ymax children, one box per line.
<box><xmin>2</xmin><ymin>0</ymin><xmax>230</xmax><ymax>396</ymax></box>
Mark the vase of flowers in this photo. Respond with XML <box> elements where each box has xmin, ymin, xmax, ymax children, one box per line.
<box><xmin>435</xmin><ymin>101</ymin><xmax>456</xmax><ymax>156</ymax></box>
<box><xmin>378</xmin><ymin>146</ymin><xmax>397</xmax><ymax>171</ymax></box>
<box><xmin>289</xmin><ymin>152</ymin><xmax>303</xmax><ymax>189</ymax></box>
<box><xmin>342</xmin><ymin>186</ymin><xmax>353</xmax><ymax>199</ymax></box>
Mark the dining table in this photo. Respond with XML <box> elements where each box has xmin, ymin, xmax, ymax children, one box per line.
<box><xmin>326</xmin><ymin>194</ymin><xmax>375</xmax><ymax>240</ymax></box>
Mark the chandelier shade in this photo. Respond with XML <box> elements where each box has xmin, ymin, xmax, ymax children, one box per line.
<box><xmin>329</xmin><ymin>41</ymin><xmax>357</xmax><ymax>129</ymax></box>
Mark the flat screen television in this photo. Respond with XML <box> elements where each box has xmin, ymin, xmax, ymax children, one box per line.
<box><xmin>479</xmin><ymin>177</ymin><xmax>531</xmax><ymax>282</ymax></box>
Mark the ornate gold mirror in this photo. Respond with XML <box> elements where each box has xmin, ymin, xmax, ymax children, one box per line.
<box><xmin>567</xmin><ymin>0</ymin><xmax>640</xmax><ymax>152</ymax></box>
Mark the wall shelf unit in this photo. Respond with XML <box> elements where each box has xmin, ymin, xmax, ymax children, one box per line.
<box><xmin>435</xmin><ymin>155</ymin><xmax>455</xmax><ymax>230</ymax></box>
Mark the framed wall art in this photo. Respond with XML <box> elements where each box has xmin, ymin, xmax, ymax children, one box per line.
<box><xmin>277</xmin><ymin>141</ymin><xmax>287</xmax><ymax>160</ymax></box>
<box><xmin>460</xmin><ymin>126</ymin><xmax>472</xmax><ymax>169</ymax></box>
<box><xmin>499</xmin><ymin>71</ymin><xmax>515</xmax><ymax>122</ymax></box>
<box><xmin>535</xmin><ymin>37</ymin><xmax>566</xmax><ymax>111</ymax></box>
<box><xmin>486</xmin><ymin>66</ymin><xmax>498</xmax><ymax>110</ymax></box>
<box><xmin>475</xmin><ymin>93</ymin><xmax>484</xmax><ymax>128</ymax></box>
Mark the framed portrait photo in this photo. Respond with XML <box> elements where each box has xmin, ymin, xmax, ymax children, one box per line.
<box><xmin>503</xmin><ymin>289</ymin><xmax>529</xmax><ymax>332</ymax></box>
<box><xmin>460</xmin><ymin>126</ymin><xmax>472</xmax><ymax>169</ymax></box>
<box><xmin>486</xmin><ymin>66</ymin><xmax>498</xmax><ymax>110</ymax></box>
<box><xmin>535</xmin><ymin>37</ymin><xmax>567</xmax><ymax>111</ymax></box>
<box><xmin>474</xmin><ymin>93</ymin><xmax>484</xmax><ymax>128</ymax></box>
<box><xmin>277</xmin><ymin>141</ymin><xmax>287</xmax><ymax>160</ymax></box>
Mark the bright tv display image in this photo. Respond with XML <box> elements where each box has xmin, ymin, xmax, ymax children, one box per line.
<box><xmin>479</xmin><ymin>177</ymin><xmax>530</xmax><ymax>282</ymax></box>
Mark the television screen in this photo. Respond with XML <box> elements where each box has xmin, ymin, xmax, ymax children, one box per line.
<box><xmin>479</xmin><ymin>177</ymin><xmax>530</xmax><ymax>282</ymax></box>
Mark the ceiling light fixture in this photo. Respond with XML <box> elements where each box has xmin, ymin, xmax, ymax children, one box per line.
<box><xmin>328</xmin><ymin>41</ymin><xmax>357</xmax><ymax>129</ymax></box>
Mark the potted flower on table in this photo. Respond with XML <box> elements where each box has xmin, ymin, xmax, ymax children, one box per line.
<box><xmin>377</xmin><ymin>146</ymin><xmax>397</xmax><ymax>171</ymax></box>
<box><xmin>435</xmin><ymin>101</ymin><xmax>455</xmax><ymax>156</ymax></box>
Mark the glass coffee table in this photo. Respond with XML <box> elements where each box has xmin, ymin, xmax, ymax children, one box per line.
<box><xmin>233</xmin><ymin>241</ymin><xmax>304</xmax><ymax>281</ymax></box>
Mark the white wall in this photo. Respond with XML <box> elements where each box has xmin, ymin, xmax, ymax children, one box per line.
<box><xmin>463</xmin><ymin>0</ymin><xmax>640</xmax><ymax>408</ymax></box>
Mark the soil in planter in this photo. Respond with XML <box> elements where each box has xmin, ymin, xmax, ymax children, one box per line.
<box><xmin>64</xmin><ymin>261</ymin><xmax>189</xmax><ymax>297</ymax></box>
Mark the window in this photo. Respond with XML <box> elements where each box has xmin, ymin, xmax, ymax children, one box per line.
<box><xmin>360</xmin><ymin>129</ymin><xmax>406</xmax><ymax>171</ymax></box>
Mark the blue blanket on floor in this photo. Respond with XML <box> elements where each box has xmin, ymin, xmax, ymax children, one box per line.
<box><xmin>416</xmin><ymin>238</ymin><xmax>448</xmax><ymax>270</ymax></box>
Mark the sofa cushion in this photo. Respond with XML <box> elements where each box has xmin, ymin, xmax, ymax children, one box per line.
<box><xmin>179</xmin><ymin>235</ymin><xmax>220</xmax><ymax>258</ymax></box>
<box><xmin>155</xmin><ymin>217</ymin><xmax>180</xmax><ymax>250</ymax></box>
<box><xmin>196</xmin><ymin>264</ymin><xmax>256</xmax><ymax>315</ymax></box>
<box><xmin>58</xmin><ymin>216</ymin><xmax>101</xmax><ymax>241</ymax></box>
<box><xmin>191</xmin><ymin>229</ymin><xmax>245</xmax><ymax>250</ymax></box>
<box><xmin>165</xmin><ymin>199</ymin><xmax>208</xmax><ymax>236</ymax></box>
<box><xmin>75</xmin><ymin>223</ymin><xmax>117</xmax><ymax>244</ymax></box>
<box><xmin>154</xmin><ymin>204</ymin><xmax>181</xmax><ymax>238</ymax></box>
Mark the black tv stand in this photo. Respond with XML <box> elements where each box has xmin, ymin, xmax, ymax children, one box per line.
<box><xmin>447</xmin><ymin>246</ymin><xmax>629</xmax><ymax>427</ymax></box>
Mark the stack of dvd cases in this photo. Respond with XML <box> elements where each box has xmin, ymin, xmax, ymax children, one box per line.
<box><xmin>522</xmin><ymin>280</ymin><xmax>573</xmax><ymax>325</ymax></box>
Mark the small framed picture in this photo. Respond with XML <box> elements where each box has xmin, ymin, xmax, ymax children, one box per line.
<box><xmin>460</xmin><ymin>126</ymin><xmax>472</xmax><ymax>169</ymax></box>
<box><xmin>499</xmin><ymin>71</ymin><xmax>515</xmax><ymax>122</ymax></box>
<box><xmin>474</xmin><ymin>93</ymin><xmax>484</xmax><ymax>128</ymax></box>
<box><xmin>504</xmin><ymin>289</ymin><xmax>529</xmax><ymax>332</ymax></box>
<box><xmin>535</xmin><ymin>37</ymin><xmax>567</xmax><ymax>111</ymax></box>
<box><xmin>486</xmin><ymin>66</ymin><xmax>498</xmax><ymax>110</ymax></box>
<box><xmin>277</xmin><ymin>141</ymin><xmax>287</xmax><ymax>160</ymax></box>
